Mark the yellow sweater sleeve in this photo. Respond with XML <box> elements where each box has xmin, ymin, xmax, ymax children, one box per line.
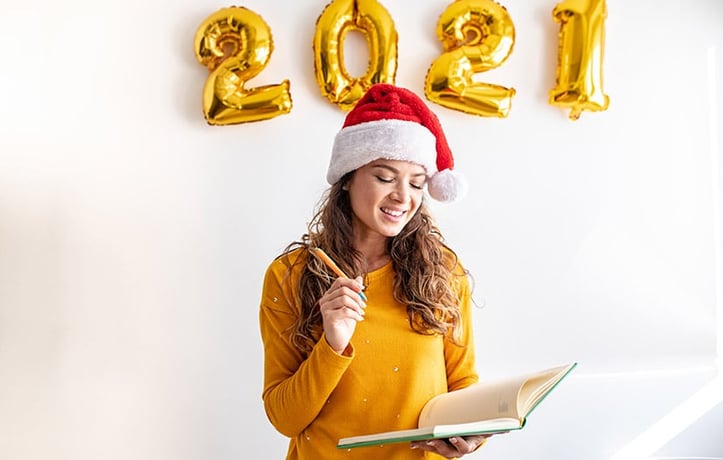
<box><xmin>259</xmin><ymin>254</ymin><xmax>355</xmax><ymax>437</ymax></box>
<box><xmin>444</xmin><ymin>269</ymin><xmax>479</xmax><ymax>392</ymax></box>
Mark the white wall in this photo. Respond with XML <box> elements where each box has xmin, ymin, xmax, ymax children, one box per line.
<box><xmin>1</xmin><ymin>0</ymin><xmax>721</xmax><ymax>459</ymax></box>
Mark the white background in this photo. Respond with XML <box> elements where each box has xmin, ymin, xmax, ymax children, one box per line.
<box><xmin>1</xmin><ymin>0</ymin><xmax>722</xmax><ymax>459</ymax></box>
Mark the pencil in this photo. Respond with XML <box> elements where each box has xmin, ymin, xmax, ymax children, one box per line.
<box><xmin>310</xmin><ymin>248</ymin><xmax>368</xmax><ymax>302</ymax></box>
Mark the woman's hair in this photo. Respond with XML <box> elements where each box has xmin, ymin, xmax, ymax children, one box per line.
<box><xmin>280</xmin><ymin>173</ymin><xmax>467</xmax><ymax>354</ymax></box>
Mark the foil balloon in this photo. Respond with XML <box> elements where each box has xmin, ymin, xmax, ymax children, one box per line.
<box><xmin>425</xmin><ymin>0</ymin><xmax>516</xmax><ymax>118</ymax></box>
<box><xmin>194</xmin><ymin>7</ymin><xmax>292</xmax><ymax>125</ymax></box>
<box><xmin>549</xmin><ymin>0</ymin><xmax>609</xmax><ymax>120</ymax></box>
<box><xmin>313</xmin><ymin>0</ymin><xmax>398</xmax><ymax>111</ymax></box>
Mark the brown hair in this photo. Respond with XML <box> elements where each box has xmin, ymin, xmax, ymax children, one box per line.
<box><xmin>279</xmin><ymin>174</ymin><xmax>468</xmax><ymax>353</ymax></box>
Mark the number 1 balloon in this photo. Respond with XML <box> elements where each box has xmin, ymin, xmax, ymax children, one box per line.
<box><xmin>549</xmin><ymin>0</ymin><xmax>610</xmax><ymax>120</ymax></box>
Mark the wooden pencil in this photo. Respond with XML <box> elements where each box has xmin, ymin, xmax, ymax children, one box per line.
<box><xmin>310</xmin><ymin>248</ymin><xmax>368</xmax><ymax>302</ymax></box>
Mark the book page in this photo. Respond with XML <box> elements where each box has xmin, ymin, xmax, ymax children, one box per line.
<box><xmin>418</xmin><ymin>363</ymin><xmax>576</xmax><ymax>427</ymax></box>
<box><xmin>418</xmin><ymin>376</ymin><xmax>528</xmax><ymax>427</ymax></box>
<box><xmin>517</xmin><ymin>363</ymin><xmax>576</xmax><ymax>416</ymax></box>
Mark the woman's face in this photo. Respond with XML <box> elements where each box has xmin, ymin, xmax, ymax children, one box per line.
<box><xmin>345</xmin><ymin>159</ymin><xmax>426</xmax><ymax>241</ymax></box>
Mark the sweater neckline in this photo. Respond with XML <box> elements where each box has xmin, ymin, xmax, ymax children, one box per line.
<box><xmin>365</xmin><ymin>261</ymin><xmax>393</xmax><ymax>283</ymax></box>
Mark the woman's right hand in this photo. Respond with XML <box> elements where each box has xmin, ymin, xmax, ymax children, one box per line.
<box><xmin>318</xmin><ymin>276</ymin><xmax>366</xmax><ymax>354</ymax></box>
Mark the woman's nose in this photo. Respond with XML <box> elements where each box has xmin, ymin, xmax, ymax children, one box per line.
<box><xmin>390</xmin><ymin>183</ymin><xmax>410</xmax><ymax>202</ymax></box>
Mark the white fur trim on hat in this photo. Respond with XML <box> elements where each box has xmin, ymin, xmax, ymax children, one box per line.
<box><xmin>327</xmin><ymin>119</ymin><xmax>438</xmax><ymax>185</ymax></box>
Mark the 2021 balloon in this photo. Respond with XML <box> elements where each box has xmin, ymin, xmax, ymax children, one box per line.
<box><xmin>194</xmin><ymin>7</ymin><xmax>292</xmax><ymax>125</ymax></box>
<box><xmin>313</xmin><ymin>0</ymin><xmax>398</xmax><ymax>111</ymax></box>
<box><xmin>425</xmin><ymin>0</ymin><xmax>516</xmax><ymax>118</ymax></box>
<box><xmin>549</xmin><ymin>0</ymin><xmax>610</xmax><ymax>120</ymax></box>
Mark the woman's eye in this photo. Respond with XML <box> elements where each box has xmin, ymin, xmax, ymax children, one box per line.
<box><xmin>410</xmin><ymin>182</ymin><xmax>424</xmax><ymax>190</ymax></box>
<box><xmin>376</xmin><ymin>176</ymin><xmax>394</xmax><ymax>183</ymax></box>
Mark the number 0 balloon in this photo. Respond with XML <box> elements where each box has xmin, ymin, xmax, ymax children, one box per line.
<box><xmin>194</xmin><ymin>7</ymin><xmax>292</xmax><ymax>125</ymax></box>
<box><xmin>549</xmin><ymin>0</ymin><xmax>609</xmax><ymax>120</ymax></box>
<box><xmin>313</xmin><ymin>0</ymin><xmax>398</xmax><ymax>111</ymax></box>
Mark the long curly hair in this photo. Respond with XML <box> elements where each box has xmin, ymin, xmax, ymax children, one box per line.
<box><xmin>280</xmin><ymin>173</ymin><xmax>468</xmax><ymax>354</ymax></box>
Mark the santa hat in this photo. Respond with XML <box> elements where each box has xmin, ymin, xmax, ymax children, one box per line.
<box><xmin>327</xmin><ymin>84</ymin><xmax>467</xmax><ymax>202</ymax></box>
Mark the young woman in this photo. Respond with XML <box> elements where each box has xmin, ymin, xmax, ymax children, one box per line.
<box><xmin>259</xmin><ymin>84</ymin><xmax>490</xmax><ymax>459</ymax></box>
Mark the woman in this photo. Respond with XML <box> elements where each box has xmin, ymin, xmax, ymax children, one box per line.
<box><xmin>259</xmin><ymin>84</ymin><xmax>490</xmax><ymax>459</ymax></box>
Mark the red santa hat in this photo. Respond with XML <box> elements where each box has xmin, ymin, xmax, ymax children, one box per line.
<box><xmin>327</xmin><ymin>84</ymin><xmax>467</xmax><ymax>202</ymax></box>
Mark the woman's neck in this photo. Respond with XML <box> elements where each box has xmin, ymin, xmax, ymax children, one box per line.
<box><xmin>364</xmin><ymin>253</ymin><xmax>391</xmax><ymax>272</ymax></box>
<box><xmin>353</xmin><ymin>237</ymin><xmax>390</xmax><ymax>272</ymax></box>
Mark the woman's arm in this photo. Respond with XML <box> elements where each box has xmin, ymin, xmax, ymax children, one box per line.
<box><xmin>443</xmin><ymin>269</ymin><xmax>479</xmax><ymax>391</ymax></box>
<box><xmin>259</xmin><ymin>259</ymin><xmax>354</xmax><ymax>437</ymax></box>
<box><xmin>260</xmin><ymin>307</ymin><xmax>353</xmax><ymax>437</ymax></box>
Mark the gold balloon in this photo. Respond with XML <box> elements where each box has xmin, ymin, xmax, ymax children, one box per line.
<box><xmin>425</xmin><ymin>0</ymin><xmax>516</xmax><ymax>118</ymax></box>
<box><xmin>194</xmin><ymin>7</ymin><xmax>292</xmax><ymax>125</ymax></box>
<box><xmin>313</xmin><ymin>0</ymin><xmax>398</xmax><ymax>111</ymax></box>
<box><xmin>549</xmin><ymin>0</ymin><xmax>609</xmax><ymax>120</ymax></box>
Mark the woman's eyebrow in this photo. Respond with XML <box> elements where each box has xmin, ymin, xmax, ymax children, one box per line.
<box><xmin>372</xmin><ymin>164</ymin><xmax>426</xmax><ymax>177</ymax></box>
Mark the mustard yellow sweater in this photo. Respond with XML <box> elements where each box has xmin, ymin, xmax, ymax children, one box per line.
<box><xmin>259</xmin><ymin>249</ymin><xmax>479</xmax><ymax>459</ymax></box>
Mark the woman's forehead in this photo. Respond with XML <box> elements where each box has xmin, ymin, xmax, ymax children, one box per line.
<box><xmin>365</xmin><ymin>159</ymin><xmax>427</xmax><ymax>175</ymax></box>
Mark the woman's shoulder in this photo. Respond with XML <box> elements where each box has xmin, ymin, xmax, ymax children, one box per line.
<box><xmin>266</xmin><ymin>246</ymin><xmax>308</xmax><ymax>275</ymax></box>
<box><xmin>261</xmin><ymin>246</ymin><xmax>309</xmax><ymax>307</ymax></box>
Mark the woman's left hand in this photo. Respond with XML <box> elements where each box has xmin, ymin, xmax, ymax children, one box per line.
<box><xmin>410</xmin><ymin>435</ymin><xmax>488</xmax><ymax>458</ymax></box>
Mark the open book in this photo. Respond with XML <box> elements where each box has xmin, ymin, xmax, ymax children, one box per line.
<box><xmin>337</xmin><ymin>362</ymin><xmax>577</xmax><ymax>449</ymax></box>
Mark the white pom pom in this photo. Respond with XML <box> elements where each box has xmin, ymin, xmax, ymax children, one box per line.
<box><xmin>427</xmin><ymin>169</ymin><xmax>468</xmax><ymax>202</ymax></box>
